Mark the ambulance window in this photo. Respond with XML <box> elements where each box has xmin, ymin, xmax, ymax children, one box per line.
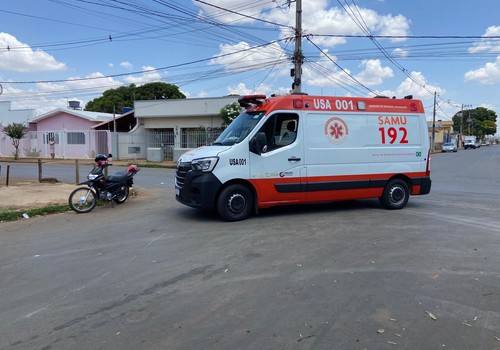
<box><xmin>254</xmin><ymin>113</ymin><xmax>298</xmax><ymax>152</ymax></box>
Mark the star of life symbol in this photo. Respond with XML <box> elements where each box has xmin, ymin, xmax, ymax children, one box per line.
<box><xmin>324</xmin><ymin>117</ymin><xmax>348</xmax><ymax>144</ymax></box>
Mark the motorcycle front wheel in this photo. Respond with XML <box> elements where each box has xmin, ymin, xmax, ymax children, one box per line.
<box><xmin>69</xmin><ymin>187</ymin><xmax>97</xmax><ymax>213</ymax></box>
<box><xmin>114</xmin><ymin>185</ymin><xmax>129</xmax><ymax>204</ymax></box>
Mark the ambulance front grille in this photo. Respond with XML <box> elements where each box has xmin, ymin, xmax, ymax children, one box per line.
<box><xmin>175</xmin><ymin>162</ymin><xmax>191</xmax><ymax>188</ymax></box>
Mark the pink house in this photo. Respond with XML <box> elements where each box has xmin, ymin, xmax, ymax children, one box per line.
<box><xmin>30</xmin><ymin>108</ymin><xmax>118</xmax><ymax>159</ymax></box>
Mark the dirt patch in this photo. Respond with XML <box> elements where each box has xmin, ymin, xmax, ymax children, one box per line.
<box><xmin>0</xmin><ymin>179</ymin><xmax>153</xmax><ymax>211</ymax></box>
<box><xmin>0</xmin><ymin>180</ymin><xmax>76</xmax><ymax>210</ymax></box>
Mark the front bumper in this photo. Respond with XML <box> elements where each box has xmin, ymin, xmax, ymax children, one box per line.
<box><xmin>175</xmin><ymin>171</ymin><xmax>222</xmax><ymax>210</ymax></box>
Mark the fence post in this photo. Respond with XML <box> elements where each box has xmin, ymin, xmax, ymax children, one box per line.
<box><xmin>6</xmin><ymin>165</ymin><xmax>10</xmax><ymax>186</ymax></box>
<box><xmin>38</xmin><ymin>158</ymin><xmax>42</xmax><ymax>182</ymax></box>
<box><xmin>75</xmin><ymin>159</ymin><xmax>79</xmax><ymax>184</ymax></box>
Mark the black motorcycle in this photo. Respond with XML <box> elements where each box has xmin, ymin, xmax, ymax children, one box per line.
<box><xmin>68</xmin><ymin>153</ymin><xmax>139</xmax><ymax>213</ymax></box>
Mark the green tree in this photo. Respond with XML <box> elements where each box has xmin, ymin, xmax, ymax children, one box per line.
<box><xmin>2</xmin><ymin>122</ymin><xmax>28</xmax><ymax>160</ymax></box>
<box><xmin>452</xmin><ymin>106</ymin><xmax>497</xmax><ymax>138</ymax></box>
<box><xmin>85</xmin><ymin>82</ymin><xmax>186</xmax><ymax>113</ymax></box>
<box><xmin>220</xmin><ymin>101</ymin><xmax>242</xmax><ymax>126</ymax></box>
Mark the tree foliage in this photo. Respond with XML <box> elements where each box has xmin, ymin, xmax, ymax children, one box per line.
<box><xmin>220</xmin><ymin>102</ymin><xmax>242</xmax><ymax>126</ymax></box>
<box><xmin>452</xmin><ymin>107</ymin><xmax>497</xmax><ymax>139</ymax></box>
<box><xmin>85</xmin><ymin>82</ymin><xmax>186</xmax><ymax>113</ymax></box>
<box><xmin>2</xmin><ymin>122</ymin><xmax>28</xmax><ymax>159</ymax></box>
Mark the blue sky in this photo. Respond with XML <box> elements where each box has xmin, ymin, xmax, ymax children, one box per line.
<box><xmin>0</xmin><ymin>0</ymin><xmax>499</xmax><ymax>126</ymax></box>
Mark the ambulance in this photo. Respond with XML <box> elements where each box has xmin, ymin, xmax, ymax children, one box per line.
<box><xmin>175</xmin><ymin>94</ymin><xmax>431</xmax><ymax>221</ymax></box>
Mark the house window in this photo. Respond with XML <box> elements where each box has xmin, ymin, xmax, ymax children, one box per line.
<box><xmin>67</xmin><ymin>132</ymin><xmax>85</xmax><ymax>145</ymax></box>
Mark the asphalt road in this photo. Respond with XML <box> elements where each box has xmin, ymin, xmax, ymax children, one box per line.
<box><xmin>1</xmin><ymin>146</ymin><xmax>500</xmax><ymax>349</ymax></box>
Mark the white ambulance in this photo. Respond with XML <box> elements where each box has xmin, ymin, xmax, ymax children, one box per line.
<box><xmin>175</xmin><ymin>94</ymin><xmax>431</xmax><ymax>221</ymax></box>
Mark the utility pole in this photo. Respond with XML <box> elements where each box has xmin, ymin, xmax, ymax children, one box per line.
<box><xmin>291</xmin><ymin>0</ymin><xmax>303</xmax><ymax>94</ymax></box>
<box><xmin>431</xmin><ymin>91</ymin><xmax>437</xmax><ymax>152</ymax></box>
<box><xmin>113</xmin><ymin>105</ymin><xmax>116</xmax><ymax>133</ymax></box>
<box><xmin>460</xmin><ymin>104</ymin><xmax>464</xmax><ymax>149</ymax></box>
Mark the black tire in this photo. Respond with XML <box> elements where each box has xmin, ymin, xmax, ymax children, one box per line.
<box><xmin>217</xmin><ymin>184</ymin><xmax>253</xmax><ymax>221</ymax></box>
<box><xmin>69</xmin><ymin>187</ymin><xmax>97</xmax><ymax>213</ymax></box>
<box><xmin>379</xmin><ymin>179</ymin><xmax>409</xmax><ymax>210</ymax></box>
<box><xmin>114</xmin><ymin>185</ymin><xmax>129</xmax><ymax>204</ymax></box>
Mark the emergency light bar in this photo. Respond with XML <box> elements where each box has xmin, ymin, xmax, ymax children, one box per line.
<box><xmin>238</xmin><ymin>94</ymin><xmax>267</xmax><ymax>108</ymax></box>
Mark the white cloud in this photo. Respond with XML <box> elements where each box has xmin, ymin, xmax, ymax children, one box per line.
<box><xmin>469</xmin><ymin>26</ymin><xmax>500</xmax><ymax>53</ymax></box>
<box><xmin>227</xmin><ymin>82</ymin><xmax>273</xmax><ymax>96</ymax></box>
<box><xmin>124</xmin><ymin>66</ymin><xmax>161</xmax><ymax>85</ymax></box>
<box><xmin>0</xmin><ymin>32</ymin><xmax>66</xmax><ymax>72</ymax></box>
<box><xmin>36</xmin><ymin>72</ymin><xmax>121</xmax><ymax>92</ymax></box>
<box><xmin>265</xmin><ymin>0</ymin><xmax>410</xmax><ymax>47</ymax></box>
<box><xmin>195</xmin><ymin>0</ymin><xmax>410</xmax><ymax>48</ymax></box>
<box><xmin>393</xmin><ymin>48</ymin><xmax>409</xmax><ymax>58</ymax></box>
<box><xmin>2</xmin><ymin>72</ymin><xmax>123</xmax><ymax>114</ymax></box>
<box><xmin>194</xmin><ymin>0</ymin><xmax>274</xmax><ymax>23</ymax></box>
<box><xmin>396</xmin><ymin>71</ymin><xmax>444</xmax><ymax>99</ymax></box>
<box><xmin>120</xmin><ymin>61</ymin><xmax>133</xmax><ymax>70</ymax></box>
<box><xmin>211</xmin><ymin>41</ymin><xmax>286</xmax><ymax>73</ymax></box>
<box><xmin>464</xmin><ymin>55</ymin><xmax>500</xmax><ymax>85</ymax></box>
<box><xmin>354</xmin><ymin>59</ymin><xmax>393</xmax><ymax>86</ymax></box>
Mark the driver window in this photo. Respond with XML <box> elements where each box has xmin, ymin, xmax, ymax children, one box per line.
<box><xmin>256</xmin><ymin>113</ymin><xmax>299</xmax><ymax>153</ymax></box>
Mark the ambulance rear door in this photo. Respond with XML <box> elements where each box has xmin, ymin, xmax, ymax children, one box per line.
<box><xmin>249</xmin><ymin>112</ymin><xmax>305</xmax><ymax>206</ymax></box>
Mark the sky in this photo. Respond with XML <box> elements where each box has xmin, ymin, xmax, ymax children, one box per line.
<box><xmin>0</xmin><ymin>0</ymin><xmax>499</xmax><ymax>128</ymax></box>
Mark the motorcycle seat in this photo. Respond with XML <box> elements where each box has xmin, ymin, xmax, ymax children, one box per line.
<box><xmin>107</xmin><ymin>171</ymin><xmax>128</xmax><ymax>182</ymax></box>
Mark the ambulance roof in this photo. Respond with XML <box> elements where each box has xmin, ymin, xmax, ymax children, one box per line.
<box><xmin>239</xmin><ymin>94</ymin><xmax>425</xmax><ymax>114</ymax></box>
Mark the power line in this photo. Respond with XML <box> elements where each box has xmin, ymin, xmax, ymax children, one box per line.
<box><xmin>306</xmin><ymin>37</ymin><xmax>378</xmax><ymax>96</ymax></box>
<box><xmin>0</xmin><ymin>38</ymin><xmax>292</xmax><ymax>85</ymax></box>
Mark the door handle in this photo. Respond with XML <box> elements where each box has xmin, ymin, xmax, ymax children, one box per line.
<box><xmin>288</xmin><ymin>156</ymin><xmax>301</xmax><ymax>162</ymax></box>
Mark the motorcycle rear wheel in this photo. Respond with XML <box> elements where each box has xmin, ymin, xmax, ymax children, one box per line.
<box><xmin>114</xmin><ymin>185</ymin><xmax>129</xmax><ymax>204</ymax></box>
<box><xmin>69</xmin><ymin>187</ymin><xmax>97</xmax><ymax>213</ymax></box>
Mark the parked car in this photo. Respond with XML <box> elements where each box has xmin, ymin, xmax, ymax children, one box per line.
<box><xmin>441</xmin><ymin>142</ymin><xmax>457</xmax><ymax>152</ymax></box>
<box><xmin>480</xmin><ymin>141</ymin><xmax>489</xmax><ymax>146</ymax></box>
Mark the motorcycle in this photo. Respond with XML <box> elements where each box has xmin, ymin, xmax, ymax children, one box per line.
<box><xmin>68</xmin><ymin>153</ymin><xmax>140</xmax><ymax>214</ymax></box>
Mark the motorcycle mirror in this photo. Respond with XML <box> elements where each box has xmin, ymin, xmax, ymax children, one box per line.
<box><xmin>108</xmin><ymin>153</ymin><xmax>113</xmax><ymax>158</ymax></box>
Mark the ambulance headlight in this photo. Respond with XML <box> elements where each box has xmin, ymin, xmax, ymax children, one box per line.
<box><xmin>191</xmin><ymin>157</ymin><xmax>219</xmax><ymax>172</ymax></box>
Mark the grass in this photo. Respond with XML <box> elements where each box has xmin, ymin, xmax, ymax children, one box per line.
<box><xmin>0</xmin><ymin>203</ymin><xmax>70</xmax><ymax>222</ymax></box>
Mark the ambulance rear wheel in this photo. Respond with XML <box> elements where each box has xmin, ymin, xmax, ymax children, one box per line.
<box><xmin>217</xmin><ymin>184</ymin><xmax>253</xmax><ymax>221</ymax></box>
<box><xmin>380</xmin><ymin>179</ymin><xmax>409</xmax><ymax>209</ymax></box>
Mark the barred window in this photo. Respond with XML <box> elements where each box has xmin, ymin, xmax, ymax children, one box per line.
<box><xmin>67</xmin><ymin>132</ymin><xmax>85</xmax><ymax>145</ymax></box>
<box><xmin>44</xmin><ymin>132</ymin><xmax>58</xmax><ymax>144</ymax></box>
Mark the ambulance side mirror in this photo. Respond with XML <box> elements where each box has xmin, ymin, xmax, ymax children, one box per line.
<box><xmin>250</xmin><ymin>132</ymin><xmax>267</xmax><ymax>155</ymax></box>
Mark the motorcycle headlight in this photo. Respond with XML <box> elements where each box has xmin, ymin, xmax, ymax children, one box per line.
<box><xmin>191</xmin><ymin>157</ymin><xmax>219</xmax><ymax>172</ymax></box>
<box><xmin>88</xmin><ymin>174</ymin><xmax>99</xmax><ymax>180</ymax></box>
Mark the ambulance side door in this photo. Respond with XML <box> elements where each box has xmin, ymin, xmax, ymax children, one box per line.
<box><xmin>249</xmin><ymin>112</ymin><xmax>305</xmax><ymax>205</ymax></box>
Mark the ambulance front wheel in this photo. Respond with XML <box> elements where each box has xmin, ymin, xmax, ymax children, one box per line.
<box><xmin>217</xmin><ymin>184</ymin><xmax>253</xmax><ymax>221</ymax></box>
<box><xmin>380</xmin><ymin>179</ymin><xmax>409</xmax><ymax>209</ymax></box>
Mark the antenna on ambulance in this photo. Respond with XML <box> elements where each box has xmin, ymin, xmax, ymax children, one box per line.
<box><xmin>290</xmin><ymin>0</ymin><xmax>303</xmax><ymax>94</ymax></box>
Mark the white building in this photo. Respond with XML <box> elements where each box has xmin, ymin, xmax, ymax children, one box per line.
<box><xmin>134</xmin><ymin>95</ymin><xmax>239</xmax><ymax>133</ymax></box>
<box><xmin>0</xmin><ymin>101</ymin><xmax>36</xmax><ymax>127</ymax></box>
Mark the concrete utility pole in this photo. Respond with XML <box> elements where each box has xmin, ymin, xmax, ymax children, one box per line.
<box><xmin>291</xmin><ymin>0</ymin><xmax>303</xmax><ymax>93</ymax></box>
<box><xmin>431</xmin><ymin>91</ymin><xmax>437</xmax><ymax>151</ymax></box>
<box><xmin>460</xmin><ymin>104</ymin><xmax>464</xmax><ymax>148</ymax></box>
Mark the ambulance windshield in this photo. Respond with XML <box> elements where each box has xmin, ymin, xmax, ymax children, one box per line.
<box><xmin>213</xmin><ymin>111</ymin><xmax>265</xmax><ymax>145</ymax></box>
